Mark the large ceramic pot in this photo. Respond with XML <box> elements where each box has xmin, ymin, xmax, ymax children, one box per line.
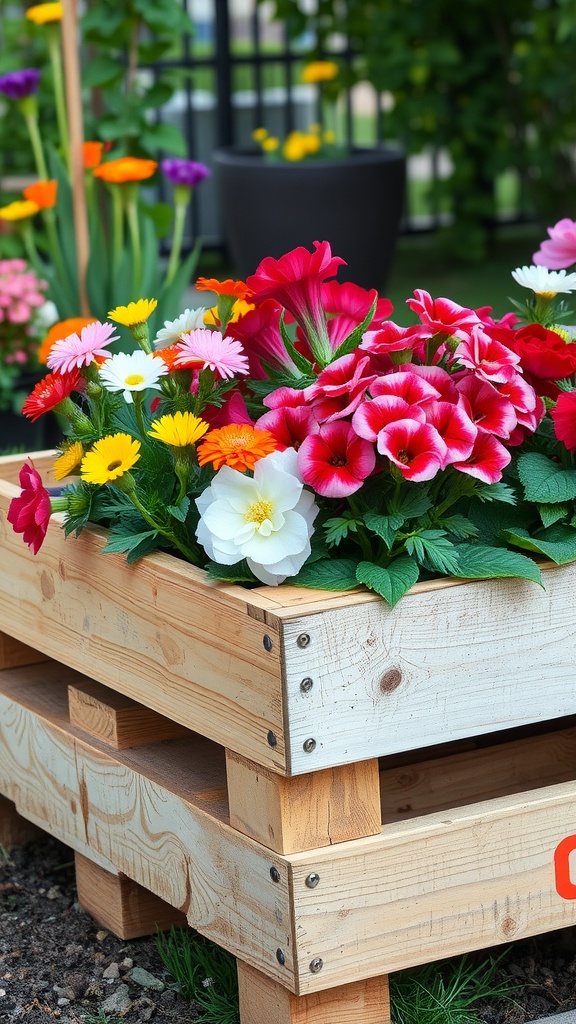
<box><xmin>213</xmin><ymin>145</ymin><xmax>406</xmax><ymax>291</ymax></box>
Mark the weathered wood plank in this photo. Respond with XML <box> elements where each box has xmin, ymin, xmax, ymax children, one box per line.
<box><xmin>290</xmin><ymin>781</ymin><xmax>576</xmax><ymax>992</ymax></box>
<box><xmin>226</xmin><ymin>751</ymin><xmax>381</xmax><ymax>854</ymax></box>
<box><xmin>281</xmin><ymin>564</ymin><xmax>576</xmax><ymax>773</ymax></box>
<box><xmin>237</xmin><ymin>962</ymin><xmax>390</xmax><ymax>1024</ymax></box>
<box><xmin>68</xmin><ymin>679</ymin><xmax>190</xmax><ymax>748</ymax></box>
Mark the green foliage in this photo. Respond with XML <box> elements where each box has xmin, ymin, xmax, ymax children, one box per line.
<box><xmin>390</xmin><ymin>950</ymin><xmax>516</xmax><ymax>1024</ymax></box>
<box><xmin>155</xmin><ymin>928</ymin><xmax>240</xmax><ymax>1024</ymax></box>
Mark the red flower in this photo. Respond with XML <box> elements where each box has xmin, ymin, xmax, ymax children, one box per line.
<box><xmin>507</xmin><ymin>324</ymin><xmax>576</xmax><ymax>384</ymax></box>
<box><xmin>455</xmin><ymin>376</ymin><xmax>517</xmax><ymax>438</ymax></box>
<box><xmin>22</xmin><ymin>369</ymin><xmax>83</xmax><ymax>421</ymax></box>
<box><xmin>456</xmin><ymin>325</ymin><xmax>520</xmax><ymax>385</ymax></box>
<box><xmin>551</xmin><ymin>392</ymin><xmax>576</xmax><ymax>451</ymax></box>
<box><xmin>377</xmin><ymin>419</ymin><xmax>447</xmax><ymax>482</ymax></box>
<box><xmin>298</xmin><ymin>421</ymin><xmax>375</xmax><ymax>497</ymax></box>
<box><xmin>7</xmin><ymin>461</ymin><xmax>52</xmax><ymax>554</ymax></box>
<box><xmin>407</xmin><ymin>290</ymin><xmax>480</xmax><ymax>338</ymax></box>
<box><xmin>452</xmin><ymin>432</ymin><xmax>511</xmax><ymax>484</ymax></box>
<box><xmin>352</xmin><ymin>394</ymin><xmax>426</xmax><ymax>442</ymax></box>
<box><xmin>304</xmin><ymin>352</ymin><xmax>377</xmax><ymax>422</ymax></box>
<box><xmin>424</xmin><ymin>400</ymin><xmax>477</xmax><ymax>466</ymax></box>
<box><xmin>370</xmin><ymin>369</ymin><xmax>441</xmax><ymax>405</ymax></box>
<box><xmin>321</xmin><ymin>280</ymin><xmax>393</xmax><ymax>351</ymax></box>
<box><xmin>228</xmin><ymin>299</ymin><xmax>296</xmax><ymax>377</ymax></box>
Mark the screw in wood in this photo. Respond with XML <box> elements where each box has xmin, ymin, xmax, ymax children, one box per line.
<box><xmin>302</xmin><ymin>738</ymin><xmax>316</xmax><ymax>753</ymax></box>
<box><xmin>309</xmin><ymin>957</ymin><xmax>323</xmax><ymax>973</ymax></box>
<box><xmin>297</xmin><ymin>633</ymin><xmax>311</xmax><ymax>648</ymax></box>
<box><xmin>276</xmin><ymin>949</ymin><xmax>286</xmax><ymax>965</ymax></box>
<box><xmin>300</xmin><ymin>677</ymin><xmax>313</xmax><ymax>692</ymax></box>
<box><xmin>305</xmin><ymin>872</ymin><xmax>320</xmax><ymax>888</ymax></box>
<box><xmin>270</xmin><ymin>866</ymin><xmax>280</xmax><ymax>883</ymax></box>
<box><xmin>267</xmin><ymin>730</ymin><xmax>277</xmax><ymax>747</ymax></box>
<box><xmin>263</xmin><ymin>635</ymin><xmax>273</xmax><ymax>651</ymax></box>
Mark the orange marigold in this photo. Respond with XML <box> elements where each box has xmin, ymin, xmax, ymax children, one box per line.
<box><xmin>22</xmin><ymin>180</ymin><xmax>57</xmax><ymax>209</ymax></box>
<box><xmin>93</xmin><ymin>157</ymin><xmax>158</xmax><ymax>184</ymax></box>
<box><xmin>197</xmin><ymin>424</ymin><xmax>277</xmax><ymax>472</ymax></box>
<box><xmin>37</xmin><ymin>316</ymin><xmax>97</xmax><ymax>364</ymax></box>
<box><xmin>83</xmin><ymin>141</ymin><xmax>104</xmax><ymax>170</ymax></box>
<box><xmin>195</xmin><ymin>277</ymin><xmax>254</xmax><ymax>300</ymax></box>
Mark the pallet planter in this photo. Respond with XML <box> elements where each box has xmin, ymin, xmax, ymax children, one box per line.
<box><xmin>1</xmin><ymin>449</ymin><xmax>576</xmax><ymax>1023</ymax></box>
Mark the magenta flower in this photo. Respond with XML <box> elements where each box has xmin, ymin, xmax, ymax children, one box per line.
<box><xmin>231</xmin><ymin>299</ymin><xmax>299</xmax><ymax>377</ymax></box>
<box><xmin>175</xmin><ymin>328</ymin><xmax>249</xmax><ymax>379</ymax></box>
<box><xmin>452</xmin><ymin>432</ymin><xmax>511</xmax><ymax>484</ymax></box>
<box><xmin>257</xmin><ymin>389</ymin><xmax>319</xmax><ymax>451</ymax></box>
<box><xmin>370</xmin><ymin>369</ymin><xmax>441</xmax><ymax>406</ymax></box>
<box><xmin>552</xmin><ymin>391</ymin><xmax>576</xmax><ymax>451</ymax></box>
<box><xmin>377</xmin><ymin>419</ymin><xmax>447</xmax><ymax>482</ymax></box>
<box><xmin>298</xmin><ymin>421</ymin><xmax>376</xmax><ymax>497</ymax></box>
<box><xmin>47</xmin><ymin>321</ymin><xmax>119</xmax><ymax>374</ymax></box>
<box><xmin>303</xmin><ymin>352</ymin><xmax>377</xmax><ymax>422</ymax></box>
<box><xmin>533</xmin><ymin>218</ymin><xmax>576</xmax><ymax>270</ymax></box>
<box><xmin>7</xmin><ymin>461</ymin><xmax>52</xmax><ymax>554</ymax></box>
<box><xmin>456</xmin><ymin>376</ymin><xmax>517</xmax><ymax>438</ymax></box>
<box><xmin>407</xmin><ymin>290</ymin><xmax>481</xmax><ymax>338</ymax></box>
<box><xmin>0</xmin><ymin>69</ymin><xmax>41</xmax><ymax>101</ymax></box>
<box><xmin>352</xmin><ymin>394</ymin><xmax>426</xmax><ymax>443</ymax></box>
<box><xmin>161</xmin><ymin>159</ymin><xmax>211</xmax><ymax>188</ymax></box>
<box><xmin>456</xmin><ymin>325</ymin><xmax>520</xmax><ymax>385</ymax></box>
<box><xmin>424</xmin><ymin>401</ymin><xmax>477</xmax><ymax>466</ymax></box>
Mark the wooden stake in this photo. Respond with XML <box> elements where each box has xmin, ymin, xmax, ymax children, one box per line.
<box><xmin>60</xmin><ymin>0</ymin><xmax>90</xmax><ymax>316</ymax></box>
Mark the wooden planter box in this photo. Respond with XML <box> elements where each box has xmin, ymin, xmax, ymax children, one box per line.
<box><xmin>2</xmin><ymin>450</ymin><xmax>576</xmax><ymax>1024</ymax></box>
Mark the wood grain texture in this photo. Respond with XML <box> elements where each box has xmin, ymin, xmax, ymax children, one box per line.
<box><xmin>0</xmin><ymin>478</ymin><xmax>287</xmax><ymax>772</ymax></box>
<box><xmin>68</xmin><ymin>679</ymin><xmax>190</xmax><ymax>748</ymax></box>
<box><xmin>74</xmin><ymin>851</ymin><xmax>187</xmax><ymax>938</ymax></box>
<box><xmin>0</xmin><ymin>632</ymin><xmax>48</xmax><ymax>670</ymax></box>
<box><xmin>237</xmin><ymin>962</ymin><xmax>390</xmax><ymax>1024</ymax></box>
<box><xmin>226</xmin><ymin>751</ymin><xmax>381</xmax><ymax>853</ymax></box>
<box><xmin>280</xmin><ymin>564</ymin><xmax>576</xmax><ymax>773</ymax></box>
<box><xmin>290</xmin><ymin>781</ymin><xmax>576</xmax><ymax>992</ymax></box>
<box><xmin>0</xmin><ymin>664</ymin><xmax>297</xmax><ymax>991</ymax></box>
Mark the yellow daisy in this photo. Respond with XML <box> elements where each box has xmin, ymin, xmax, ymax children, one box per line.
<box><xmin>0</xmin><ymin>200</ymin><xmax>40</xmax><ymax>222</ymax></box>
<box><xmin>53</xmin><ymin>441</ymin><xmax>84</xmax><ymax>481</ymax></box>
<box><xmin>108</xmin><ymin>299</ymin><xmax>158</xmax><ymax>328</ymax></box>
<box><xmin>148</xmin><ymin>411</ymin><xmax>209</xmax><ymax>448</ymax></box>
<box><xmin>26</xmin><ymin>2</ymin><xmax>63</xmax><ymax>24</ymax></box>
<box><xmin>80</xmin><ymin>433</ymin><xmax>141</xmax><ymax>485</ymax></box>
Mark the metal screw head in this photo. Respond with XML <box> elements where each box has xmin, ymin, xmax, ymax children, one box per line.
<box><xmin>297</xmin><ymin>633</ymin><xmax>310</xmax><ymax>648</ymax></box>
<box><xmin>309</xmin><ymin>957</ymin><xmax>323</xmax><ymax>973</ymax></box>
<box><xmin>303</xmin><ymin>737</ymin><xmax>316</xmax><ymax>753</ymax></box>
<box><xmin>263</xmin><ymin>635</ymin><xmax>273</xmax><ymax>651</ymax></box>
<box><xmin>305</xmin><ymin>872</ymin><xmax>320</xmax><ymax>889</ymax></box>
<box><xmin>276</xmin><ymin>949</ymin><xmax>286</xmax><ymax>966</ymax></box>
<box><xmin>300</xmin><ymin>677</ymin><xmax>313</xmax><ymax>693</ymax></box>
<box><xmin>270</xmin><ymin>866</ymin><xmax>280</xmax><ymax>883</ymax></box>
<box><xmin>267</xmin><ymin>730</ymin><xmax>277</xmax><ymax>747</ymax></box>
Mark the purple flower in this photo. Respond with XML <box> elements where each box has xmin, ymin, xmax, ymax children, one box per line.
<box><xmin>161</xmin><ymin>159</ymin><xmax>211</xmax><ymax>188</ymax></box>
<box><xmin>0</xmin><ymin>69</ymin><xmax>41</xmax><ymax>101</ymax></box>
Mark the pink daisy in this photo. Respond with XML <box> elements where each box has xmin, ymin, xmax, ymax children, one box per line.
<box><xmin>175</xmin><ymin>328</ymin><xmax>249</xmax><ymax>379</ymax></box>
<box><xmin>46</xmin><ymin>321</ymin><xmax>119</xmax><ymax>374</ymax></box>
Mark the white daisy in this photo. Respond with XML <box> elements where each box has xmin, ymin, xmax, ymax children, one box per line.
<box><xmin>511</xmin><ymin>265</ymin><xmax>576</xmax><ymax>297</ymax></box>
<box><xmin>99</xmin><ymin>350</ymin><xmax>168</xmax><ymax>404</ymax></box>
<box><xmin>154</xmin><ymin>307</ymin><xmax>208</xmax><ymax>349</ymax></box>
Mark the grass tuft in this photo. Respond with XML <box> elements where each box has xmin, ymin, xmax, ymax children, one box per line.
<box><xmin>389</xmin><ymin>950</ymin><xmax>516</xmax><ymax>1024</ymax></box>
<box><xmin>156</xmin><ymin>927</ymin><xmax>239</xmax><ymax>1024</ymax></box>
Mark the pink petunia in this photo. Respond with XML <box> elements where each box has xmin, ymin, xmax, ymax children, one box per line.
<box><xmin>407</xmin><ymin>289</ymin><xmax>481</xmax><ymax>338</ymax></box>
<box><xmin>533</xmin><ymin>218</ymin><xmax>576</xmax><ymax>270</ymax></box>
<box><xmin>452</xmin><ymin>432</ymin><xmax>511</xmax><ymax>483</ymax></box>
<box><xmin>298</xmin><ymin>420</ymin><xmax>376</xmax><ymax>497</ymax></box>
<box><xmin>256</xmin><ymin>404</ymin><xmax>319</xmax><ymax>451</ymax></box>
<box><xmin>455</xmin><ymin>375</ymin><xmax>517</xmax><ymax>438</ymax></box>
<box><xmin>230</xmin><ymin>299</ymin><xmax>298</xmax><ymax>378</ymax></box>
<box><xmin>321</xmin><ymin>280</ymin><xmax>393</xmax><ymax>351</ymax></box>
<box><xmin>6</xmin><ymin>461</ymin><xmax>52</xmax><ymax>554</ymax></box>
<box><xmin>47</xmin><ymin>321</ymin><xmax>119</xmax><ymax>374</ymax></box>
<box><xmin>370</xmin><ymin>369</ymin><xmax>441</xmax><ymax>406</ymax></box>
<box><xmin>303</xmin><ymin>352</ymin><xmax>377</xmax><ymax>422</ymax></box>
<box><xmin>175</xmin><ymin>328</ymin><xmax>249</xmax><ymax>379</ymax></box>
<box><xmin>352</xmin><ymin>394</ymin><xmax>426</xmax><ymax>442</ymax></box>
<box><xmin>376</xmin><ymin>418</ymin><xmax>447</xmax><ymax>482</ymax></box>
<box><xmin>424</xmin><ymin>400</ymin><xmax>477</xmax><ymax>466</ymax></box>
<box><xmin>456</xmin><ymin>324</ymin><xmax>520</xmax><ymax>385</ymax></box>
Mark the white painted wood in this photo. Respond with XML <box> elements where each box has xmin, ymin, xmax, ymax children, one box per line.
<box><xmin>282</xmin><ymin>564</ymin><xmax>576</xmax><ymax>773</ymax></box>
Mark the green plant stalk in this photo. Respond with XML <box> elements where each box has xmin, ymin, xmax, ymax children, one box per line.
<box><xmin>42</xmin><ymin>207</ymin><xmax>68</xmax><ymax>290</ymax></box>
<box><xmin>347</xmin><ymin>495</ymin><xmax>374</xmax><ymax>561</ymax></box>
<box><xmin>47</xmin><ymin>25</ymin><xmax>70</xmax><ymax>175</ymax></box>
<box><xmin>21</xmin><ymin>106</ymin><xmax>49</xmax><ymax>181</ymax></box>
<box><xmin>126</xmin><ymin>487</ymin><xmax>200</xmax><ymax>563</ymax></box>
<box><xmin>126</xmin><ymin>196</ymin><xmax>142</xmax><ymax>299</ymax></box>
<box><xmin>109</xmin><ymin>184</ymin><xmax>124</xmax><ymax>274</ymax></box>
<box><xmin>132</xmin><ymin>392</ymin><xmax>147</xmax><ymax>437</ymax></box>
<box><xmin>165</xmin><ymin>188</ymin><xmax>191</xmax><ymax>287</ymax></box>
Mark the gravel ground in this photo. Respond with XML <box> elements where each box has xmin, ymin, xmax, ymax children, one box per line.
<box><xmin>2</xmin><ymin>834</ymin><xmax>576</xmax><ymax>1024</ymax></box>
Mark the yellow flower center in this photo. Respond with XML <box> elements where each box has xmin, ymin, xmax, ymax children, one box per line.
<box><xmin>125</xmin><ymin>374</ymin><xmax>146</xmax><ymax>386</ymax></box>
<box><xmin>535</xmin><ymin>290</ymin><xmax>557</xmax><ymax>300</ymax></box>
<box><xmin>245</xmin><ymin>499</ymin><xmax>274</xmax><ymax>525</ymax></box>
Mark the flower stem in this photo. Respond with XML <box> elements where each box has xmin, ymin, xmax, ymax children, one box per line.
<box><xmin>128</xmin><ymin>488</ymin><xmax>200</xmax><ymax>563</ymax></box>
<box><xmin>47</xmin><ymin>26</ymin><xmax>70</xmax><ymax>175</ymax></box>
<box><xmin>22</xmin><ymin>109</ymin><xmax>49</xmax><ymax>181</ymax></box>
<box><xmin>126</xmin><ymin>197</ymin><xmax>141</xmax><ymax>298</ymax></box>
<box><xmin>110</xmin><ymin>185</ymin><xmax>124</xmax><ymax>274</ymax></box>
<box><xmin>165</xmin><ymin>193</ymin><xmax>189</xmax><ymax>287</ymax></box>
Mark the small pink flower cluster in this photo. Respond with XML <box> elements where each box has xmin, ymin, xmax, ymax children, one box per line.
<box><xmin>0</xmin><ymin>258</ymin><xmax>48</xmax><ymax>366</ymax></box>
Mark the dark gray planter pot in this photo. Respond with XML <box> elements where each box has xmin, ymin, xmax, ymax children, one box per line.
<box><xmin>213</xmin><ymin>145</ymin><xmax>406</xmax><ymax>291</ymax></box>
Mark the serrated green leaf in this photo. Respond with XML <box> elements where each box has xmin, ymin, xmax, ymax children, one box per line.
<box><xmin>355</xmin><ymin>555</ymin><xmax>419</xmax><ymax>607</ymax></box>
<box><xmin>392</xmin><ymin>488</ymin><xmax>433</xmax><ymax>518</ymax></box>
<box><xmin>167</xmin><ymin>496</ymin><xmax>190</xmax><ymax>522</ymax></box>
<box><xmin>501</xmin><ymin>524</ymin><xmax>576</xmax><ymax>565</ymax></box>
<box><xmin>440</xmin><ymin>514</ymin><xmax>479</xmax><ymax>539</ymax></box>
<box><xmin>517</xmin><ymin>452</ymin><xmax>576</xmax><ymax>503</ymax></box>
<box><xmin>538</xmin><ymin>502</ymin><xmax>570</xmax><ymax>528</ymax></box>
<box><xmin>103</xmin><ymin>529</ymin><xmax>159</xmax><ymax>556</ymax></box>
<box><xmin>363</xmin><ymin>511</ymin><xmax>405</xmax><ymax>549</ymax></box>
<box><xmin>452</xmin><ymin>543</ymin><xmax>543</xmax><ymax>585</ymax></box>
<box><xmin>206</xmin><ymin>560</ymin><xmax>258</xmax><ymax>583</ymax></box>
<box><xmin>324</xmin><ymin>515</ymin><xmax>359</xmax><ymax>547</ymax></box>
<box><xmin>405</xmin><ymin>530</ymin><xmax>460</xmax><ymax>574</ymax></box>
<box><xmin>473</xmin><ymin>481</ymin><xmax>517</xmax><ymax>504</ymax></box>
<box><xmin>290</xmin><ymin>558</ymin><xmax>360</xmax><ymax>591</ymax></box>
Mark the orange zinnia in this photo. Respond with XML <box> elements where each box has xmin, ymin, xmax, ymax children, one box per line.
<box><xmin>197</xmin><ymin>424</ymin><xmax>277</xmax><ymax>472</ymax></box>
<box><xmin>195</xmin><ymin>277</ymin><xmax>254</xmax><ymax>301</ymax></box>
<box><xmin>37</xmin><ymin>316</ymin><xmax>97</xmax><ymax>364</ymax></box>
<box><xmin>93</xmin><ymin>157</ymin><xmax>158</xmax><ymax>184</ymax></box>
<box><xmin>23</xmin><ymin>179</ymin><xmax>57</xmax><ymax>209</ymax></box>
<box><xmin>83</xmin><ymin>141</ymin><xmax>104</xmax><ymax>170</ymax></box>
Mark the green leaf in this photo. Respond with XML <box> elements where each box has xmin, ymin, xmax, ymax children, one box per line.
<box><xmin>452</xmin><ymin>543</ymin><xmax>543</xmax><ymax>585</ymax></box>
<box><xmin>473</xmin><ymin>481</ymin><xmax>517</xmax><ymax>504</ymax></box>
<box><xmin>324</xmin><ymin>514</ymin><xmax>359</xmax><ymax>547</ymax></box>
<box><xmin>278</xmin><ymin>312</ymin><xmax>315</xmax><ymax>375</ymax></box>
<box><xmin>331</xmin><ymin>295</ymin><xmax>378</xmax><ymax>360</ymax></box>
<box><xmin>355</xmin><ymin>555</ymin><xmax>419</xmax><ymax>607</ymax></box>
<box><xmin>500</xmin><ymin>524</ymin><xmax>576</xmax><ymax>565</ymax></box>
<box><xmin>206</xmin><ymin>560</ymin><xmax>258</xmax><ymax>584</ymax></box>
<box><xmin>538</xmin><ymin>502</ymin><xmax>570</xmax><ymax>528</ymax></box>
<box><xmin>392</xmin><ymin>488</ymin><xmax>433</xmax><ymax>518</ymax></box>
<box><xmin>440</xmin><ymin>514</ymin><xmax>479</xmax><ymax>540</ymax></box>
<box><xmin>290</xmin><ymin>559</ymin><xmax>360</xmax><ymax>590</ymax></box>
<box><xmin>83</xmin><ymin>55</ymin><xmax>123</xmax><ymax>88</ymax></box>
<box><xmin>103</xmin><ymin>529</ymin><xmax>159</xmax><ymax>558</ymax></box>
<box><xmin>363</xmin><ymin>511</ymin><xmax>404</xmax><ymax>550</ymax></box>
<box><xmin>167</xmin><ymin>497</ymin><xmax>190</xmax><ymax>522</ymax></box>
<box><xmin>140</xmin><ymin>122</ymin><xmax>187</xmax><ymax>158</ymax></box>
<box><xmin>517</xmin><ymin>452</ymin><xmax>576</xmax><ymax>504</ymax></box>
<box><xmin>143</xmin><ymin>201</ymin><xmax>174</xmax><ymax>239</ymax></box>
<box><xmin>404</xmin><ymin>530</ymin><xmax>460</xmax><ymax>575</ymax></box>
